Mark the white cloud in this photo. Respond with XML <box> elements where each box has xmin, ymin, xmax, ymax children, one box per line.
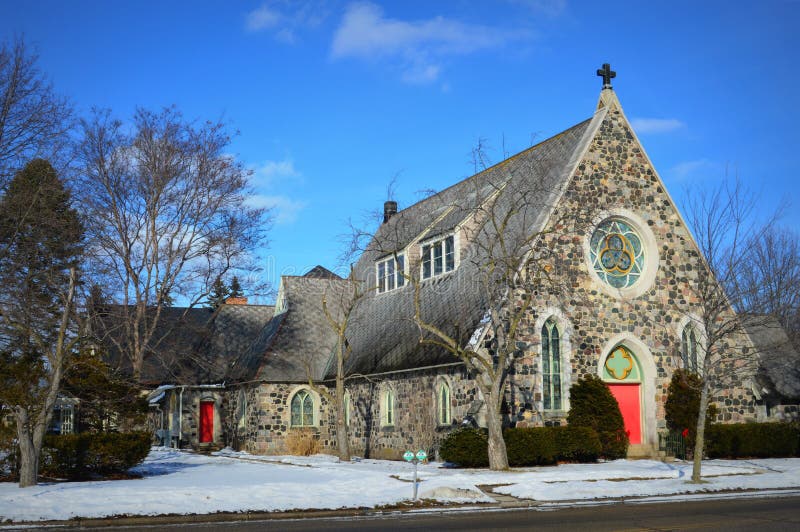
<box><xmin>630</xmin><ymin>118</ymin><xmax>686</xmax><ymax>134</ymax></box>
<box><xmin>247</xmin><ymin>194</ymin><xmax>307</xmax><ymax>224</ymax></box>
<box><xmin>331</xmin><ymin>2</ymin><xmax>528</xmax><ymax>84</ymax></box>
<box><xmin>246</xmin><ymin>5</ymin><xmax>281</xmax><ymax>32</ymax></box>
<box><xmin>669</xmin><ymin>159</ymin><xmax>716</xmax><ymax>180</ymax></box>
<box><xmin>245</xmin><ymin>2</ymin><xmax>329</xmax><ymax>42</ymax></box>
<box><xmin>250</xmin><ymin>159</ymin><xmax>301</xmax><ymax>188</ymax></box>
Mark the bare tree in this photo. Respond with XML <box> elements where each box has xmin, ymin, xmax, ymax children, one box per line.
<box><xmin>407</xmin><ymin>141</ymin><xmax>570</xmax><ymax>470</ymax></box>
<box><xmin>0</xmin><ymin>38</ymin><xmax>72</xmax><ymax>191</ymax></box>
<box><xmin>76</xmin><ymin>107</ymin><xmax>271</xmax><ymax>380</ymax></box>
<box><xmin>681</xmin><ymin>178</ymin><xmax>781</xmax><ymax>482</ymax></box>
<box><xmin>0</xmin><ymin>159</ymin><xmax>83</xmax><ymax>488</ymax></box>
<box><xmin>302</xmin><ymin>268</ymin><xmax>368</xmax><ymax>461</ymax></box>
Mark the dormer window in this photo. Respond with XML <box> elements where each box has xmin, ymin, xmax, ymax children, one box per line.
<box><xmin>421</xmin><ymin>234</ymin><xmax>456</xmax><ymax>279</ymax></box>
<box><xmin>376</xmin><ymin>254</ymin><xmax>405</xmax><ymax>293</ymax></box>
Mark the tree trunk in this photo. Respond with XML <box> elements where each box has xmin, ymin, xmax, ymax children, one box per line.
<box><xmin>15</xmin><ymin>408</ymin><xmax>39</xmax><ymax>488</ymax></box>
<box><xmin>485</xmin><ymin>389</ymin><xmax>509</xmax><ymax>471</ymax></box>
<box><xmin>334</xmin><ymin>372</ymin><xmax>350</xmax><ymax>462</ymax></box>
<box><xmin>691</xmin><ymin>379</ymin><xmax>711</xmax><ymax>482</ymax></box>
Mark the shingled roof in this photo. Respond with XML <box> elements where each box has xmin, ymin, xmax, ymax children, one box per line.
<box><xmin>227</xmin><ymin>271</ymin><xmax>350</xmax><ymax>382</ymax></box>
<box><xmin>95</xmin><ymin>303</ymin><xmax>274</xmax><ymax>386</ymax></box>
<box><xmin>745</xmin><ymin>317</ymin><xmax>800</xmax><ymax>400</ymax></box>
<box><xmin>227</xmin><ymin>109</ymin><xmax>605</xmax><ymax>383</ymax></box>
<box><xmin>336</xmin><ymin>110</ymin><xmax>605</xmax><ymax>376</ymax></box>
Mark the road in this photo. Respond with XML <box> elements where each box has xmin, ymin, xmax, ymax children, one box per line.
<box><xmin>35</xmin><ymin>494</ymin><xmax>800</xmax><ymax>531</ymax></box>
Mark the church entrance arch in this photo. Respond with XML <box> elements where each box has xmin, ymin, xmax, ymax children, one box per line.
<box><xmin>602</xmin><ymin>345</ymin><xmax>643</xmax><ymax>444</ymax></box>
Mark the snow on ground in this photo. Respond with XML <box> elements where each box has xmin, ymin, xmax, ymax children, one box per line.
<box><xmin>0</xmin><ymin>447</ymin><xmax>799</xmax><ymax>523</ymax></box>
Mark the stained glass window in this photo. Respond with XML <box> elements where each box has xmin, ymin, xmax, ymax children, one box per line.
<box><xmin>290</xmin><ymin>390</ymin><xmax>314</xmax><ymax>426</ymax></box>
<box><xmin>542</xmin><ymin>319</ymin><xmax>562</xmax><ymax>410</ymax></box>
<box><xmin>589</xmin><ymin>219</ymin><xmax>645</xmax><ymax>288</ymax></box>
<box><xmin>681</xmin><ymin>326</ymin><xmax>699</xmax><ymax>373</ymax></box>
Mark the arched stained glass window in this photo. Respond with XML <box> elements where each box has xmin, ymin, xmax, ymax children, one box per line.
<box><xmin>437</xmin><ymin>381</ymin><xmax>451</xmax><ymax>425</ymax></box>
<box><xmin>681</xmin><ymin>326</ymin><xmax>700</xmax><ymax>373</ymax></box>
<box><xmin>290</xmin><ymin>390</ymin><xmax>314</xmax><ymax>426</ymax></box>
<box><xmin>542</xmin><ymin>319</ymin><xmax>562</xmax><ymax>411</ymax></box>
<box><xmin>589</xmin><ymin>218</ymin><xmax>645</xmax><ymax>288</ymax></box>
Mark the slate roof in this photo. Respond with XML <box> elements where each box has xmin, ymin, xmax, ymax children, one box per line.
<box><xmin>336</xmin><ymin>111</ymin><xmax>603</xmax><ymax>376</ymax></box>
<box><xmin>227</xmin><ymin>273</ymin><xmax>351</xmax><ymax>382</ymax></box>
<box><xmin>95</xmin><ymin>303</ymin><xmax>274</xmax><ymax>386</ymax></box>
<box><xmin>745</xmin><ymin>317</ymin><xmax>800</xmax><ymax>400</ymax></box>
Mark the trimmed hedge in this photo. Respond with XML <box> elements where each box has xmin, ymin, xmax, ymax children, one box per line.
<box><xmin>40</xmin><ymin>432</ymin><xmax>151</xmax><ymax>480</ymax></box>
<box><xmin>440</xmin><ymin>426</ymin><xmax>602</xmax><ymax>468</ymax></box>
<box><xmin>439</xmin><ymin>428</ymin><xmax>489</xmax><ymax>468</ymax></box>
<box><xmin>705</xmin><ymin>423</ymin><xmax>800</xmax><ymax>459</ymax></box>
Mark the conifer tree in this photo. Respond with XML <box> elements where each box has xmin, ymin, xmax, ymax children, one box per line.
<box><xmin>0</xmin><ymin>159</ymin><xmax>83</xmax><ymax>487</ymax></box>
<box><xmin>206</xmin><ymin>278</ymin><xmax>229</xmax><ymax>309</ymax></box>
<box><xmin>229</xmin><ymin>276</ymin><xmax>244</xmax><ymax>298</ymax></box>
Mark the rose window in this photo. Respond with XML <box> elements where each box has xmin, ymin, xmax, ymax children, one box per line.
<box><xmin>589</xmin><ymin>219</ymin><xmax>645</xmax><ymax>288</ymax></box>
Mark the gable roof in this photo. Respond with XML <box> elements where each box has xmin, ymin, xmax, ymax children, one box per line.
<box><xmin>227</xmin><ymin>274</ymin><xmax>351</xmax><ymax>382</ymax></box>
<box><xmin>336</xmin><ymin>110</ymin><xmax>605</xmax><ymax>377</ymax></box>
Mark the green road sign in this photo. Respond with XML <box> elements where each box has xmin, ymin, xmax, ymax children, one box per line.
<box><xmin>416</xmin><ymin>450</ymin><xmax>427</xmax><ymax>461</ymax></box>
<box><xmin>403</xmin><ymin>451</ymin><xmax>414</xmax><ymax>462</ymax></box>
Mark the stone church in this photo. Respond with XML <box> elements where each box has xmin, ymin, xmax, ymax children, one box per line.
<box><xmin>145</xmin><ymin>66</ymin><xmax>789</xmax><ymax>459</ymax></box>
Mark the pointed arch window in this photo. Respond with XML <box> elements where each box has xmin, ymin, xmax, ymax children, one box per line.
<box><xmin>437</xmin><ymin>381</ymin><xmax>451</xmax><ymax>425</ymax></box>
<box><xmin>344</xmin><ymin>390</ymin><xmax>351</xmax><ymax>426</ymax></box>
<box><xmin>381</xmin><ymin>388</ymin><xmax>395</xmax><ymax>427</ymax></box>
<box><xmin>542</xmin><ymin>318</ymin><xmax>562</xmax><ymax>411</ymax></box>
<box><xmin>290</xmin><ymin>390</ymin><xmax>315</xmax><ymax>427</ymax></box>
<box><xmin>681</xmin><ymin>325</ymin><xmax>700</xmax><ymax>373</ymax></box>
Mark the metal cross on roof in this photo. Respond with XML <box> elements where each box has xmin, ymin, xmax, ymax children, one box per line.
<box><xmin>597</xmin><ymin>63</ymin><xmax>616</xmax><ymax>89</ymax></box>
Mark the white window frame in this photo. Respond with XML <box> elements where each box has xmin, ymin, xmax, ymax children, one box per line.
<box><xmin>376</xmin><ymin>253</ymin><xmax>406</xmax><ymax>294</ymax></box>
<box><xmin>381</xmin><ymin>388</ymin><xmax>395</xmax><ymax>427</ymax></box>
<box><xmin>61</xmin><ymin>405</ymin><xmax>74</xmax><ymax>434</ymax></box>
<box><xmin>420</xmin><ymin>233</ymin><xmax>457</xmax><ymax>280</ymax></box>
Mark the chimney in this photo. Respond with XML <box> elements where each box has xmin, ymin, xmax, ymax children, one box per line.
<box><xmin>383</xmin><ymin>201</ymin><xmax>398</xmax><ymax>223</ymax></box>
<box><xmin>225</xmin><ymin>296</ymin><xmax>248</xmax><ymax>305</ymax></box>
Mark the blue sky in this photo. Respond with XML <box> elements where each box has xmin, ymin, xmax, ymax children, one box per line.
<box><xmin>2</xmin><ymin>1</ymin><xmax>799</xmax><ymax>301</ymax></box>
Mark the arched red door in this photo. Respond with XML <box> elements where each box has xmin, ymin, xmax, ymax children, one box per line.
<box><xmin>199</xmin><ymin>401</ymin><xmax>214</xmax><ymax>443</ymax></box>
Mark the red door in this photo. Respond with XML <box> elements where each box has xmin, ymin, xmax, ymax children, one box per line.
<box><xmin>199</xmin><ymin>401</ymin><xmax>214</xmax><ymax>443</ymax></box>
<box><xmin>608</xmin><ymin>384</ymin><xmax>641</xmax><ymax>444</ymax></box>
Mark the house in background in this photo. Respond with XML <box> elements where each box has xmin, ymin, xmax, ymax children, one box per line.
<box><xmin>110</xmin><ymin>67</ymin><xmax>798</xmax><ymax>458</ymax></box>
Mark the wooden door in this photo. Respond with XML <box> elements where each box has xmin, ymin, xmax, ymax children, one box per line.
<box><xmin>608</xmin><ymin>384</ymin><xmax>642</xmax><ymax>444</ymax></box>
<box><xmin>199</xmin><ymin>401</ymin><xmax>214</xmax><ymax>443</ymax></box>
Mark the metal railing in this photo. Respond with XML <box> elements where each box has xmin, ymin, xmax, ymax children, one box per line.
<box><xmin>658</xmin><ymin>430</ymin><xmax>687</xmax><ymax>460</ymax></box>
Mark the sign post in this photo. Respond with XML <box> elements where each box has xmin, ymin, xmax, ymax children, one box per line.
<box><xmin>404</xmin><ymin>449</ymin><xmax>428</xmax><ymax>501</ymax></box>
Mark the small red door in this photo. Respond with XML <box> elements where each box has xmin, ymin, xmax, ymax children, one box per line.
<box><xmin>199</xmin><ymin>401</ymin><xmax>214</xmax><ymax>443</ymax></box>
<box><xmin>608</xmin><ymin>384</ymin><xmax>641</xmax><ymax>445</ymax></box>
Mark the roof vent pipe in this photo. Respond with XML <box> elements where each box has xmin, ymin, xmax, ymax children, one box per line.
<box><xmin>383</xmin><ymin>201</ymin><xmax>398</xmax><ymax>223</ymax></box>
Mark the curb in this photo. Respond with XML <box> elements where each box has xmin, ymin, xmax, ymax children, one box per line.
<box><xmin>3</xmin><ymin>488</ymin><xmax>800</xmax><ymax>529</ymax></box>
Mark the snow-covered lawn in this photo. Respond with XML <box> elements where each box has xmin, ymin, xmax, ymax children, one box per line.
<box><xmin>1</xmin><ymin>447</ymin><xmax>799</xmax><ymax>523</ymax></box>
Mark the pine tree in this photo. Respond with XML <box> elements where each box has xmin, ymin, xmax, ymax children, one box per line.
<box><xmin>229</xmin><ymin>276</ymin><xmax>244</xmax><ymax>298</ymax></box>
<box><xmin>0</xmin><ymin>159</ymin><xmax>83</xmax><ymax>487</ymax></box>
<box><xmin>207</xmin><ymin>277</ymin><xmax>229</xmax><ymax>309</ymax></box>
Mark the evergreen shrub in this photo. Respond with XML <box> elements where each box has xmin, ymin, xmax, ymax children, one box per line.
<box><xmin>39</xmin><ymin>432</ymin><xmax>151</xmax><ymax>480</ymax></box>
<box><xmin>664</xmin><ymin>369</ymin><xmax>717</xmax><ymax>451</ymax></box>
<box><xmin>567</xmin><ymin>375</ymin><xmax>629</xmax><ymax>460</ymax></box>
<box><xmin>705</xmin><ymin>422</ymin><xmax>800</xmax><ymax>459</ymax></box>
<box><xmin>553</xmin><ymin>426</ymin><xmax>603</xmax><ymax>462</ymax></box>
<box><xmin>439</xmin><ymin>428</ymin><xmax>489</xmax><ymax>468</ymax></box>
<box><xmin>504</xmin><ymin>427</ymin><xmax>558</xmax><ymax>466</ymax></box>
<box><xmin>440</xmin><ymin>426</ymin><xmax>602</xmax><ymax>467</ymax></box>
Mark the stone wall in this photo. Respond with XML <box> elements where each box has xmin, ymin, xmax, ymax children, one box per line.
<box><xmin>506</xmin><ymin>100</ymin><xmax>758</xmax><ymax>444</ymax></box>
